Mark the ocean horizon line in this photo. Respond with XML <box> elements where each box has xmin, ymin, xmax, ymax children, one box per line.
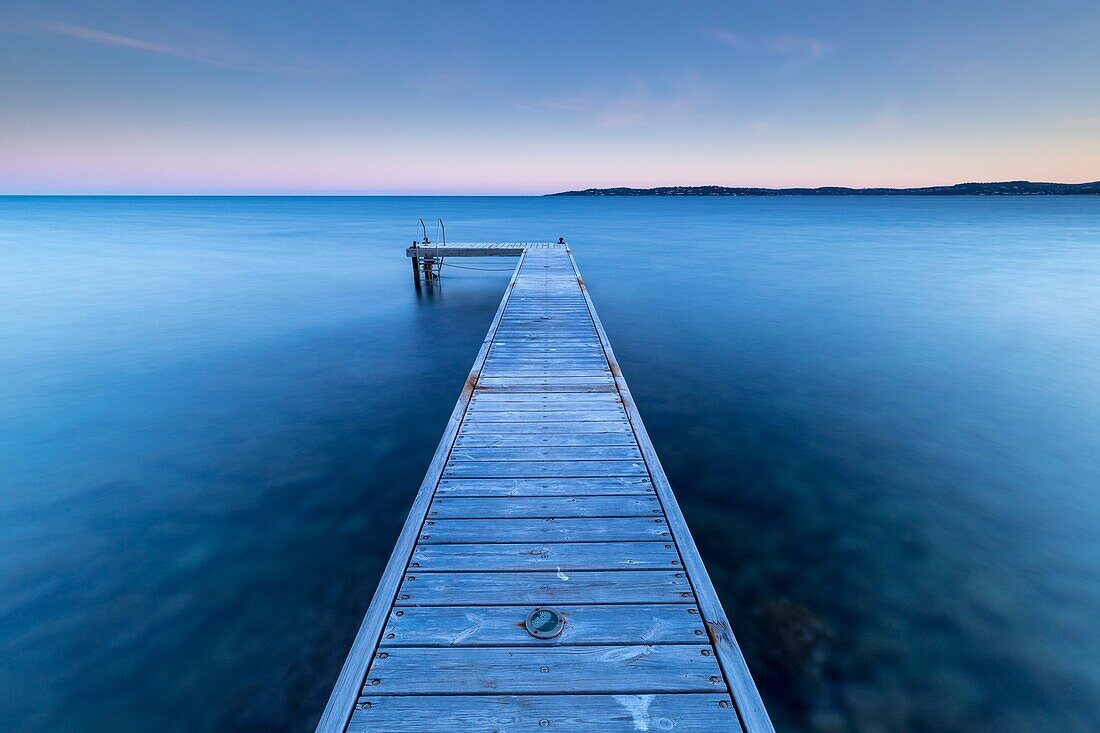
<box><xmin>2</xmin><ymin>178</ymin><xmax>1099</xmax><ymax>198</ymax></box>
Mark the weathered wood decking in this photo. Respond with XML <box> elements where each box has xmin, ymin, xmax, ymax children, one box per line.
<box><xmin>317</xmin><ymin>243</ymin><xmax>773</xmax><ymax>732</ymax></box>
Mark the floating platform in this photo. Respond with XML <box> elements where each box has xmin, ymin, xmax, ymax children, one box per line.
<box><xmin>317</xmin><ymin>242</ymin><xmax>773</xmax><ymax>732</ymax></box>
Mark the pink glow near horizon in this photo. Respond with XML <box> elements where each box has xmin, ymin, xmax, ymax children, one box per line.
<box><xmin>4</xmin><ymin>139</ymin><xmax>1096</xmax><ymax>195</ymax></box>
<box><xmin>1</xmin><ymin>3</ymin><xmax>1098</xmax><ymax>194</ymax></box>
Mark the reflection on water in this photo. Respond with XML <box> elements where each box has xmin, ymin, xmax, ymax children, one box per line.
<box><xmin>1</xmin><ymin>196</ymin><xmax>1098</xmax><ymax>731</ymax></box>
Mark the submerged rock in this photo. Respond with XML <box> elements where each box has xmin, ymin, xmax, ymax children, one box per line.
<box><xmin>752</xmin><ymin>597</ymin><xmax>833</xmax><ymax>678</ymax></box>
<box><xmin>750</xmin><ymin>597</ymin><xmax>844</xmax><ymax>730</ymax></box>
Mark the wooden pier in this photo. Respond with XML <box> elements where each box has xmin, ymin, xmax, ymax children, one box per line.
<box><xmin>317</xmin><ymin>242</ymin><xmax>773</xmax><ymax>732</ymax></box>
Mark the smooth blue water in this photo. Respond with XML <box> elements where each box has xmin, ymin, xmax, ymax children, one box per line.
<box><xmin>1</xmin><ymin>196</ymin><xmax>1098</xmax><ymax>732</ymax></box>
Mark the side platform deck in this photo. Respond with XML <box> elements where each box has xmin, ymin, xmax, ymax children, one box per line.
<box><xmin>318</xmin><ymin>243</ymin><xmax>773</xmax><ymax>732</ymax></box>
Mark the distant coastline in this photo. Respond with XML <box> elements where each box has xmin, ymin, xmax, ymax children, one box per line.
<box><xmin>550</xmin><ymin>180</ymin><xmax>1100</xmax><ymax>196</ymax></box>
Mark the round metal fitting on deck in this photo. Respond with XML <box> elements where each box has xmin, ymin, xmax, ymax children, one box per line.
<box><xmin>524</xmin><ymin>607</ymin><xmax>565</xmax><ymax>639</ymax></box>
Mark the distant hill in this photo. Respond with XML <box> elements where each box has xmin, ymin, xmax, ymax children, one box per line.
<box><xmin>550</xmin><ymin>181</ymin><xmax>1100</xmax><ymax>196</ymax></box>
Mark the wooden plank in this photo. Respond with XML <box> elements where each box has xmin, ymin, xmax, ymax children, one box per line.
<box><xmin>488</xmin><ymin>345</ymin><xmax>605</xmax><ymax>351</ymax></box>
<box><xmin>407</xmin><ymin>246</ymin><xmax>525</xmax><ymax>257</ymax></box>
<box><xmin>448</xmin><ymin>446</ymin><xmax>642</xmax><ymax>461</ymax></box>
<box><xmin>478</xmin><ymin>367</ymin><xmax>611</xmax><ymax>374</ymax></box>
<box><xmin>495</xmin><ymin>326</ymin><xmax>593</xmax><ymax>329</ymax></box>
<box><xmin>428</xmin><ymin>495</ymin><xmax>660</xmax><ymax>519</ymax></box>
<box><xmin>456</xmin><ymin>421</ymin><xmax>633</xmax><ymax>436</ymax></box>
<box><xmin>491</xmin><ymin>333</ymin><xmax>598</xmax><ymax>338</ymax></box>
<box><xmin>486</xmin><ymin>352</ymin><xmax>604</xmax><ymax>358</ymax></box>
<box><xmin>479</xmin><ymin>363</ymin><xmax>610</xmax><ymax>370</ymax></box>
<box><xmin>499</xmin><ymin>317</ymin><xmax>591</xmax><ymax>321</ymax></box>
<box><xmin>442</xmin><ymin>460</ymin><xmax>646</xmax><ymax>478</ymax></box>
<box><xmin>409</xmin><ymin>541</ymin><xmax>677</xmax><ymax>572</ymax></box>
<box><xmin>419</xmin><ymin>517</ymin><xmax>670</xmax><ymax>544</ymax></box>
<box><xmin>488</xmin><ymin>349</ymin><xmax>605</xmax><ymax>356</ymax></box>
<box><xmin>493</xmin><ymin>330</ymin><xmax>597</xmax><ymax>334</ymax></box>
<box><xmin>488</xmin><ymin>352</ymin><xmax>607</xmax><ymax>356</ymax></box>
<box><xmin>488</xmin><ymin>314</ymin><xmax>590</xmax><ymax>325</ymax></box>
<box><xmin>461</xmin><ymin>410</ymin><xmax>626</xmax><ymax>423</ymax></box>
<box><xmin>397</xmin><ymin>570</ymin><xmax>691</xmax><ymax>606</ymax></box>
<box><xmin>434</xmin><ymin>477</ymin><xmax>654</xmax><ymax>497</ymax></box>
<box><xmin>475</xmin><ymin>383</ymin><xmax>618</xmax><ymax>393</ymax></box>
<box><xmin>381</xmin><ymin>604</ymin><xmax>705</xmax><ymax>647</ymax></box>
<box><xmin>494</xmin><ymin>323</ymin><xmax>594</xmax><ymax>328</ymax></box>
<box><xmin>491</xmin><ymin>341</ymin><xmax>599</xmax><ymax>346</ymax></box>
<box><xmin>364</xmin><ymin>645</ymin><xmax>722</xmax><ymax>695</ymax></box>
<box><xmin>485</xmin><ymin>344</ymin><xmax>601</xmax><ymax>349</ymax></box>
<box><xmin>480</xmin><ymin>353</ymin><xmax>606</xmax><ymax>359</ymax></box>
<box><xmin>483</xmin><ymin>337</ymin><xmax>599</xmax><ymax>344</ymax></box>
<box><xmin>484</xmin><ymin>360</ymin><xmax>609</xmax><ymax>367</ymax></box>
<box><xmin>454</xmin><ymin>433</ymin><xmax>639</xmax><ymax>448</ymax></box>
<box><xmin>470</xmin><ymin>394</ymin><xmax>622</xmax><ymax>406</ymax></box>
<box><xmin>468</xmin><ymin>401</ymin><xmax>623</xmax><ymax>412</ymax></box>
<box><xmin>479</xmin><ymin>362</ymin><xmax>608</xmax><ymax>369</ymax></box>
<box><xmin>478</xmin><ymin>371</ymin><xmax>612</xmax><ymax>378</ymax></box>
<box><xmin>497</xmin><ymin>319</ymin><xmax>592</xmax><ymax>323</ymax></box>
<box><xmin>348</xmin><ymin>694</ymin><xmax>738</xmax><ymax>733</ymax></box>
<box><xmin>487</xmin><ymin>350</ymin><xmax>603</xmax><ymax>355</ymax></box>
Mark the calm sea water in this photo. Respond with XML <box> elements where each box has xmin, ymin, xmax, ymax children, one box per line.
<box><xmin>1</xmin><ymin>196</ymin><xmax>1098</xmax><ymax>732</ymax></box>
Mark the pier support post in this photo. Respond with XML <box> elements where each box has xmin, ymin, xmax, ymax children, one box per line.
<box><xmin>411</xmin><ymin>244</ymin><xmax>421</xmax><ymax>289</ymax></box>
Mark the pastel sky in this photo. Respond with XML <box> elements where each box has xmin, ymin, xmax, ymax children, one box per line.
<box><xmin>1</xmin><ymin>0</ymin><xmax>1098</xmax><ymax>193</ymax></box>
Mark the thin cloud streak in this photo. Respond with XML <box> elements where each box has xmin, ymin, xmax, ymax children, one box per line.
<box><xmin>704</xmin><ymin>27</ymin><xmax>833</xmax><ymax>60</ymax></box>
<box><xmin>36</xmin><ymin>20</ymin><xmax>176</xmax><ymax>54</ymax></box>
<box><xmin>521</xmin><ymin>72</ymin><xmax>712</xmax><ymax>128</ymax></box>
<box><xmin>2</xmin><ymin>18</ymin><xmax>329</xmax><ymax>77</ymax></box>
